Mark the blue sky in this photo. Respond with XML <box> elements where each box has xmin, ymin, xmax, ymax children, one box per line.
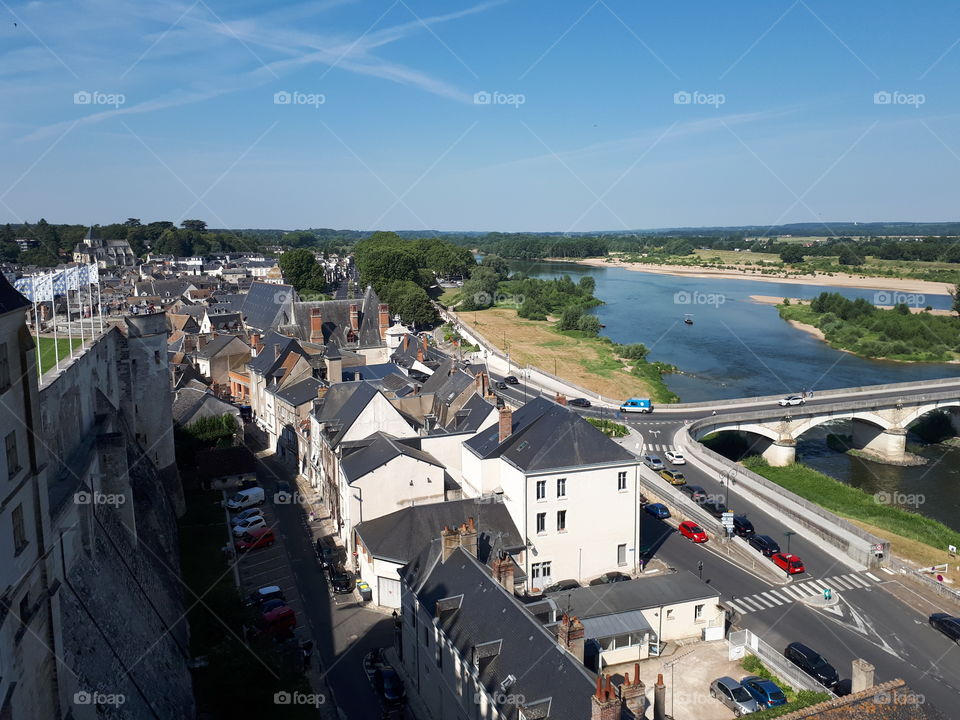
<box><xmin>2</xmin><ymin>0</ymin><xmax>960</xmax><ymax>232</ymax></box>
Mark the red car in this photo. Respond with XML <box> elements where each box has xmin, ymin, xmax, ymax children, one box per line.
<box><xmin>235</xmin><ymin>527</ymin><xmax>276</xmax><ymax>553</ymax></box>
<box><xmin>678</xmin><ymin>521</ymin><xmax>708</xmax><ymax>543</ymax></box>
<box><xmin>257</xmin><ymin>604</ymin><xmax>296</xmax><ymax>637</ymax></box>
<box><xmin>772</xmin><ymin>553</ymin><xmax>805</xmax><ymax>575</ymax></box>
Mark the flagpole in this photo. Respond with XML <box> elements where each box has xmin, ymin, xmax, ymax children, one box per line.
<box><xmin>65</xmin><ymin>283</ymin><xmax>74</xmax><ymax>359</ymax></box>
<box><xmin>96</xmin><ymin>281</ymin><xmax>103</xmax><ymax>333</ymax></box>
<box><xmin>52</xmin><ymin>296</ymin><xmax>59</xmax><ymax>372</ymax></box>
<box><xmin>33</xmin><ymin>298</ymin><xmax>41</xmax><ymax>380</ymax></box>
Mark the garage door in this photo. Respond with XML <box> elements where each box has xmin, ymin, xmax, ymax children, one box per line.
<box><xmin>378</xmin><ymin>576</ymin><xmax>401</xmax><ymax>608</ymax></box>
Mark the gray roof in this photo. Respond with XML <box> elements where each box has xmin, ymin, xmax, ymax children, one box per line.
<box><xmin>341</xmin><ymin>362</ymin><xmax>406</xmax><ymax>383</ymax></box>
<box><xmin>0</xmin><ymin>274</ymin><xmax>31</xmax><ymax>315</ymax></box>
<box><xmin>340</xmin><ymin>432</ymin><xmax>444</xmax><ymax>485</ymax></box>
<box><xmin>580</xmin><ymin>611</ymin><xmax>652</xmax><ymax>641</ymax></box>
<box><xmin>248</xmin><ymin>331</ymin><xmax>305</xmax><ymax>377</ymax></box>
<box><xmin>355</xmin><ymin>497</ymin><xmax>523</xmax><ymax>565</ymax></box>
<box><xmin>399</xmin><ymin>546</ymin><xmax>595</xmax><ymax>720</ymax></box>
<box><xmin>171</xmin><ymin>385</ymin><xmax>239</xmax><ymax>427</ymax></box>
<box><xmin>194</xmin><ymin>334</ymin><xmax>248</xmax><ymax>359</ymax></box>
<box><xmin>241</xmin><ymin>280</ymin><xmax>296</xmax><ymax>332</ymax></box>
<box><xmin>558</xmin><ymin>571</ymin><xmax>720</xmax><ymax>620</ymax></box>
<box><xmin>464</xmin><ymin>397</ymin><xmax>635</xmax><ymax>473</ymax></box>
<box><xmin>285</xmin><ymin>285</ymin><xmax>385</xmax><ymax>348</ymax></box>
<box><xmin>443</xmin><ymin>392</ymin><xmax>494</xmax><ymax>434</ymax></box>
<box><xmin>314</xmin><ymin>381</ymin><xmax>393</xmax><ymax>447</ymax></box>
<box><xmin>134</xmin><ymin>278</ymin><xmax>194</xmax><ymax>297</ymax></box>
<box><xmin>270</xmin><ymin>376</ymin><xmax>323</xmax><ymax>408</ymax></box>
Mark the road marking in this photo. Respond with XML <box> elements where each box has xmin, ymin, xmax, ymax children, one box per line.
<box><xmin>748</xmin><ymin>596</ymin><xmax>773</xmax><ymax>609</ymax></box>
<box><xmin>760</xmin><ymin>592</ymin><xmax>783</xmax><ymax>605</ymax></box>
<box><xmin>882</xmin><ymin>567</ymin><xmax>897</xmax><ymax>575</ymax></box>
<box><xmin>845</xmin><ymin>574</ymin><xmax>871</xmax><ymax>588</ymax></box>
<box><xmin>769</xmin><ymin>590</ymin><xmax>790</xmax><ymax>603</ymax></box>
<box><xmin>831</xmin><ymin>576</ymin><xmax>854</xmax><ymax>590</ymax></box>
<box><xmin>806</xmin><ymin>579</ymin><xmax>827</xmax><ymax>592</ymax></box>
<box><xmin>727</xmin><ymin>600</ymin><xmax>749</xmax><ymax>614</ymax></box>
<box><xmin>865</xmin><ymin>572</ymin><xmax>882</xmax><ymax>582</ymax></box>
<box><xmin>780</xmin><ymin>585</ymin><xmax>806</xmax><ymax>600</ymax></box>
<box><xmin>793</xmin><ymin>582</ymin><xmax>818</xmax><ymax>596</ymax></box>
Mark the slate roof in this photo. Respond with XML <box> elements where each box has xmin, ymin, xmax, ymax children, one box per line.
<box><xmin>0</xmin><ymin>274</ymin><xmax>32</xmax><ymax>315</ymax></box>
<box><xmin>134</xmin><ymin>278</ymin><xmax>194</xmax><ymax>297</ymax></box>
<box><xmin>391</xmin><ymin>333</ymin><xmax>447</xmax><ymax>369</ymax></box>
<box><xmin>171</xmin><ymin>384</ymin><xmax>238</xmax><ymax>426</ymax></box>
<box><xmin>313</xmin><ymin>381</ymin><xmax>384</xmax><ymax>447</ymax></box>
<box><xmin>285</xmin><ymin>285</ymin><xmax>385</xmax><ymax>348</ymax></box>
<box><xmin>355</xmin><ymin>497</ymin><xmax>523</xmax><ymax>565</ymax></box>
<box><xmin>464</xmin><ymin>397</ymin><xmax>635</xmax><ymax>473</ymax></box>
<box><xmin>248</xmin><ymin>331</ymin><xmax>306</xmax><ymax>377</ymax></box>
<box><xmin>341</xmin><ymin>362</ymin><xmax>406</xmax><ymax>383</ymax></box>
<box><xmin>340</xmin><ymin>431</ymin><xmax>445</xmax><ymax>485</ymax></box>
<box><xmin>400</xmin><ymin>545</ymin><xmax>595</xmax><ymax>720</ymax></box>
<box><xmin>558</xmin><ymin>571</ymin><xmax>719</xmax><ymax>619</ymax></box>
<box><xmin>241</xmin><ymin>280</ymin><xmax>296</xmax><ymax>332</ymax></box>
<box><xmin>441</xmin><ymin>392</ymin><xmax>494</xmax><ymax>434</ymax></box>
<box><xmin>195</xmin><ymin>334</ymin><xmax>248</xmax><ymax>359</ymax></box>
<box><xmin>269</xmin><ymin>376</ymin><xmax>323</xmax><ymax>408</ymax></box>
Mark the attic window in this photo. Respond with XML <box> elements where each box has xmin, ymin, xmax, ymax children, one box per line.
<box><xmin>517</xmin><ymin>441</ymin><xmax>529</xmax><ymax>451</ymax></box>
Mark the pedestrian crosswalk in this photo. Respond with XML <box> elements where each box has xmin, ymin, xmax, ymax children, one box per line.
<box><xmin>645</xmin><ymin>444</ymin><xmax>676</xmax><ymax>453</ymax></box>
<box><xmin>726</xmin><ymin>572</ymin><xmax>882</xmax><ymax>614</ymax></box>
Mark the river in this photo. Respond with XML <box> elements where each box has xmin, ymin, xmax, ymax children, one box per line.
<box><xmin>511</xmin><ymin>259</ymin><xmax>960</xmax><ymax>531</ymax></box>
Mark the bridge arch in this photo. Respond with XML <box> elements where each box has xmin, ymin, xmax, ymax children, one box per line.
<box><xmin>899</xmin><ymin>400</ymin><xmax>960</xmax><ymax>429</ymax></box>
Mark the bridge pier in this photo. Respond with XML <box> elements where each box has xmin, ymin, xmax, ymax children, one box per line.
<box><xmin>761</xmin><ymin>438</ymin><xmax>796</xmax><ymax>467</ymax></box>
<box><xmin>852</xmin><ymin>420</ymin><xmax>907</xmax><ymax>463</ymax></box>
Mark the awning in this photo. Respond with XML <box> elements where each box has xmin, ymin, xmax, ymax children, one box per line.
<box><xmin>581</xmin><ymin>611</ymin><xmax>653</xmax><ymax>640</ymax></box>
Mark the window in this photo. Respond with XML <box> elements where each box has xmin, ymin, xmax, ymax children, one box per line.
<box><xmin>540</xmin><ymin>561</ymin><xmax>552</xmax><ymax>579</ymax></box>
<box><xmin>6</xmin><ymin>432</ymin><xmax>19</xmax><ymax>479</ymax></box>
<box><xmin>12</xmin><ymin>504</ymin><xmax>27</xmax><ymax>555</ymax></box>
<box><xmin>617</xmin><ymin>543</ymin><xmax>627</xmax><ymax>566</ymax></box>
<box><xmin>556</xmin><ymin>510</ymin><xmax>566</xmax><ymax>532</ymax></box>
<box><xmin>530</xmin><ymin>563</ymin><xmax>541</xmax><ymax>581</ymax></box>
<box><xmin>617</xmin><ymin>471</ymin><xmax>627</xmax><ymax>491</ymax></box>
<box><xmin>556</xmin><ymin>477</ymin><xmax>566</xmax><ymax>498</ymax></box>
<box><xmin>536</xmin><ymin>513</ymin><xmax>546</xmax><ymax>534</ymax></box>
<box><xmin>0</xmin><ymin>343</ymin><xmax>9</xmax><ymax>392</ymax></box>
<box><xmin>694</xmin><ymin>604</ymin><xmax>705</xmax><ymax>621</ymax></box>
<box><xmin>535</xmin><ymin>480</ymin><xmax>546</xmax><ymax>501</ymax></box>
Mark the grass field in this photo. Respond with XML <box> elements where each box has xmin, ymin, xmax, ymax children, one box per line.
<box><xmin>457</xmin><ymin>307</ymin><xmax>672</xmax><ymax>401</ymax></box>
<box><xmin>33</xmin><ymin>336</ymin><xmax>82</xmax><ymax>375</ymax></box>
<box><xmin>692</xmin><ymin>249</ymin><xmax>782</xmax><ymax>264</ymax></box>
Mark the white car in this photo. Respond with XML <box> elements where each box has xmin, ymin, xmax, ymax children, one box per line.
<box><xmin>233</xmin><ymin>515</ymin><xmax>268</xmax><ymax>536</ymax></box>
<box><xmin>778</xmin><ymin>395</ymin><xmax>805</xmax><ymax>407</ymax></box>
<box><xmin>664</xmin><ymin>450</ymin><xmax>686</xmax><ymax>465</ymax></box>
<box><xmin>231</xmin><ymin>507</ymin><xmax>264</xmax><ymax>526</ymax></box>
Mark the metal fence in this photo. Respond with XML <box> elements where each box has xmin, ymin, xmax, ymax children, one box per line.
<box><xmin>727</xmin><ymin>629</ymin><xmax>836</xmax><ymax>696</ymax></box>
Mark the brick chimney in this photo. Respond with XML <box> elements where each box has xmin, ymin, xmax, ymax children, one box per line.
<box><xmin>498</xmin><ymin>405</ymin><xmax>512</xmax><ymax>443</ymax></box>
<box><xmin>474</xmin><ymin>371</ymin><xmax>488</xmax><ymax>397</ymax></box>
<box><xmin>591</xmin><ymin>675</ymin><xmax>621</xmax><ymax>720</ymax></box>
<box><xmin>198</xmin><ymin>334</ymin><xmax>208</xmax><ymax>348</ymax></box>
<box><xmin>250</xmin><ymin>333</ymin><xmax>260</xmax><ymax>355</ymax></box>
<box><xmin>458</xmin><ymin>517</ymin><xmax>478</xmax><ymax>557</ymax></box>
<box><xmin>653</xmin><ymin>673</ymin><xmax>666</xmax><ymax>720</ymax></box>
<box><xmin>441</xmin><ymin>525</ymin><xmax>460</xmax><ymax>562</ymax></box>
<box><xmin>378</xmin><ymin>303</ymin><xmax>390</xmax><ymax>340</ymax></box>
<box><xmin>491</xmin><ymin>551</ymin><xmax>515</xmax><ymax>592</ymax></box>
<box><xmin>317</xmin><ymin>385</ymin><xmax>327</xmax><ymax>400</ymax></box>
<box><xmin>556</xmin><ymin>613</ymin><xmax>585</xmax><ymax>663</ymax></box>
<box><xmin>349</xmin><ymin>303</ymin><xmax>359</xmax><ymax>332</ymax></box>
<box><xmin>621</xmin><ymin>664</ymin><xmax>645</xmax><ymax>718</ymax></box>
<box><xmin>416</xmin><ymin>347</ymin><xmax>424</xmax><ymax>363</ymax></box>
<box><xmin>555</xmin><ymin>393</ymin><xmax>567</xmax><ymax>406</ymax></box>
<box><xmin>421</xmin><ymin>334</ymin><xmax>428</xmax><ymax>352</ymax></box>
<box><xmin>310</xmin><ymin>307</ymin><xmax>323</xmax><ymax>343</ymax></box>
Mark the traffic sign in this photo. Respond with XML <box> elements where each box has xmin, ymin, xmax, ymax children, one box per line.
<box><xmin>721</xmin><ymin>512</ymin><xmax>735</xmax><ymax>528</ymax></box>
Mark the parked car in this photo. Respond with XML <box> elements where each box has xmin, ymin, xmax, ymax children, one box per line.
<box><xmin>620</xmin><ymin>397</ymin><xmax>653</xmax><ymax>413</ymax></box>
<box><xmin>331</xmin><ymin>571</ymin><xmax>357</xmax><ymax>594</ymax></box>
<box><xmin>741</xmin><ymin>676</ymin><xmax>787</xmax><ymax>708</ymax></box>
<box><xmin>259</xmin><ymin>597</ymin><xmax>288</xmax><ymax>615</ymax></box>
<box><xmin>226</xmin><ymin>487</ymin><xmax>265</xmax><ymax>511</ymax></box>
<box><xmin>642</xmin><ymin>455</ymin><xmax>665</xmax><ymax>471</ymax></box>
<box><xmin>316</xmin><ymin>539</ymin><xmax>345</xmax><ymax>569</ymax></box>
<box><xmin>232</xmin><ymin>515</ymin><xmax>267</xmax><ymax>536</ymax></box>
<box><xmin>589</xmin><ymin>572</ymin><xmax>631</xmax><ymax>586</ymax></box>
<box><xmin>678</xmin><ymin>521</ymin><xmax>708</xmax><ymax>543</ymax></box>
<box><xmin>237</xmin><ymin>478</ymin><xmax>259</xmax><ymax>490</ymax></box>
<box><xmin>680</xmin><ymin>484</ymin><xmax>707</xmax><ymax>502</ymax></box>
<box><xmin>784</xmin><ymin>642</ymin><xmax>839</xmax><ymax>688</ymax></box>
<box><xmin>543</xmin><ymin>579</ymin><xmax>580</xmax><ymax>594</ymax></box>
<box><xmin>772</xmin><ymin>552</ymin><xmax>805</xmax><ymax>575</ymax></box>
<box><xmin>748</xmin><ymin>534</ymin><xmax>781</xmax><ymax>557</ymax></box>
<box><xmin>274</xmin><ymin>480</ymin><xmax>293</xmax><ymax>503</ymax></box>
<box><xmin>733</xmin><ymin>515</ymin><xmax>755</xmax><ymax>537</ymax></box>
<box><xmin>644</xmin><ymin>503</ymin><xmax>670</xmax><ymax>519</ymax></box>
<box><xmin>778</xmin><ymin>395</ymin><xmax>805</xmax><ymax>407</ymax></box>
<box><xmin>231</xmin><ymin>507</ymin><xmax>263</xmax><ymax>525</ymax></box>
<box><xmin>495</xmin><ymin>381</ymin><xmax>508</xmax><ymax>390</ymax></box>
<box><xmin>504</xmin><ymin>375</ymin><xmax>519</xmax><ymax>385</ymax></box>
<box><xmin>235</xmin><ymin>527</ymin><xmax>276</xmax><ymax>553</ymax></box>
<box><xmin>929</xmin><ymin>613</ymin><xmax>960</xmax><ymax>644</ymax></box>
<box><xmin>373</xmin><ymin>666</ymin><xmax>406</xmax><ymax>707</ymax></box>
<box><xmin>702</xmin><ymin>500</ymin><xmax>728</xmax><ymax>518</ymax></box>
<box><xmin>568</xmin><ymin>397</ymin><xmax>591</xmax><ymax>408</ymax></box>
<box><xmin>664</xmin><ymin>450</ymin><xmax>686</xmax><ymax>465</ymax></box>
<box><xmin>257</xmin><ymin>603</ymin><xmax>296</xmax><ymax>637</ymax></box>
<box><xmin>659</xmin><ymin>469</ymin><xmax>686</xmax><ymax>486</ymax></box>
<box><xmin>709</xmin><ymin>676</ymin><xmax>760</xmax><ymax>717</ymax></box>
<box><xmin>245</xmin><ymin>585</ymin><xmax>285</xmax><ymax>607</ymax></box>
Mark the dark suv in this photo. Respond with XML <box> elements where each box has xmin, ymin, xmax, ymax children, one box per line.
<box><xmin>748</xmin><ymin>534</ymin><xmax>780</xmax><ymax>556</ymax></box>
<box><xmin>929</xmin><ymin>613</ymin><xmax>960</xmax><ymax>644</ymax></box>
<box><xmin>733</xmin><ymin>515</ymin><xmax>755</xmax><ymax>537</ymax></box>
<box><xmin>784</xmin><ymin>642</ymin><xmax>839</xmax><ymax>688</ymax></box>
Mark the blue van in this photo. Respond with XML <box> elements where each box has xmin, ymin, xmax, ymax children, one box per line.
<box><xmin>620</xmin><ymin>397</ymin><xmax>653</xmax><ymax>413</ymax></box>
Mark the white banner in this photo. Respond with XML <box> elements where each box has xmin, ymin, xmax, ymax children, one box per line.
<box><xmin>34</xmin><ymin>272</ymin><xmax>54</xmax><ymax>302</ymax></box>
<box><xmin>88</xmin><ymin>262</ymin><xmax>99</xmax><ymax>285</ymax></box>
<box><xmin>65</xmin><ymin>266</ymin><xmax>80</xmax><ymax>291</ymax></box>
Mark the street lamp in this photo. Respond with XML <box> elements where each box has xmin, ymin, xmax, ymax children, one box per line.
<box><xmin>784</xmin><ymin>531</ymin><xmax>796</xmax><ymax>554</ymax></box>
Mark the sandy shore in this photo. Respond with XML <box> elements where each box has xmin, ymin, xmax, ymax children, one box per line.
<box><xmin>566</xmin><ymin>257</ymin><xmax>954</xmax><ymax>295</ymax></box>
<box><xmin>749</xmin><ymin>294</ymin><xmax>953</xmax><ymax>316</ymax></box>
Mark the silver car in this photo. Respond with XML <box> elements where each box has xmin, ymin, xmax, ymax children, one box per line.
<box><xmin>710</xmin><ymin>676</ymin><xmax>760</xmax><ymax>717</ymax></box>
<box><xmin>642</xmin><ymin>455</ymin><xmax>664</xmax><ymax>471</ymax></box>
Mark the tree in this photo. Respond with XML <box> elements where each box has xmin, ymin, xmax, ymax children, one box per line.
<box><xmin>379</xmin><ymin>280</ymin><xmax>437</xmax><ymax>325</ymax></box>
<box><xmin>480</xmin><ymin>254</ymin><xmax>510</xmax><ymax>280</ymax></box>
<box><xmin>578</xmin><ymin>276</ymin><xmax>596</xmax><ymax>294</ymax></box>
<box><xmin>181</xmin><ymin>219</ymin><xmax>207</xmax><ymax>233</ymax></box>
<box><xmin>558</xmin><ymin>306</ymin><xmax>584</xmax><ymax>331</ymax></box>
<box><xmin>837</xmin><ymin>245</ymin><xmax>863</xmax><ymax>266</ymax></box>
<box><xmin>950</xmin><ymin>284</ymin><xmax>960</xmax><ymax>316</ymax></box>
<box><xmin>278</xmin><ymin>249</ymin><xmax>322</xmax><ymax>292</ymax></box>
<box><xmin>123</xmin><ymin>218</ymin><xmax>142</xmax><ymax>227</ymax></box>
<box><xmin>577</xmin><ymin>314</ymin><xmax>601</xmax><ymax>336</ymax></box>
<box><xmin>779</xmin><ymin>245</ymin><xmax>805</xmax><ymax>264</ymax></box>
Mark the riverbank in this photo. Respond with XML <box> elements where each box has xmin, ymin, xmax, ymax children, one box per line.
<box><xmin>562</xmin><ymin>257</ymin><xmax>954</xmax><ymax>295</ymax></box>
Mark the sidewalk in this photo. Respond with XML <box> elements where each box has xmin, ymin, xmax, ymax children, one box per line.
<box><xmin>383</xmin><ymin>646</ymin><xmax>436</xmax><ymax>720</ymax></box>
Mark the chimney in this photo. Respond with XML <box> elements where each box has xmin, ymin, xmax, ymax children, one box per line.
<box><xmin>441</xmin><ymin>525</ymin><xmax>460</xmax><ymax>562</ymax></box>
<box><xmin>416</xmin><ymin>347</ymin><xmax>424</xmax><ymax>363</ymax></box>
<box><xmin>250</xmin><ymin>333</ymin><xmax>260</xmax><ymax>355</ymax></box>
<box><xmin>274</xmin><ymin>344</ymin><xmax>281</xmax><ymax>360</ymax></box>
<box><xmin>653</xmin><ymin>673</ymin><xmax>666</xmax><ymax>720</ymax></box>
<box><xmin>378</xmin><ymin>303</ymin><xmax>390</xmax><ymax>340</ymax></box>
<box><xmin>421</xmin><ymin>334</ymin><xmax>428</xmax><ymax>352</ymax></box>
<box><xmin>851</xmin><ymin>659</ymin><xmax>875</xmax><ymax>694</ymax></box>
<box><xmin>590</xmin><ymin>675</ymin><xmax>621</xmax><ymax>720</ymax></box>
<box><xmin>491</xmin><ymin>551</ymin><xmax>515</xmax><ymax>593</ymax></box>
<box><xmin>621</xmin><ymin>664</ymin><xmax>645</xmax><ymax>718</ymax></box>
<box><xmin>349</xmin><ymin>303</ymin><xmax>359</xmax><ymax>332</ymax></box>
<box><xmin>403</xmin><ymin>335</ymin><xmax>409</xmax><ymax>351</ymax></box>
<box><xmin>498</xmin><ymin>405</ymin><xmax>512</xmax><ymax>443</ymax></box>
<box><xmin>317</xmin><ymin>385</ymin><xmax>327</xmax><ymax>400</ymax></box>
<box><xmin>310</xmin><ymin>307</ymin><xmax>323</xmax><ymax>343</ymax></box>
<box><xmin>198</xmin><ymin>334</ymin><xmax>208</xmax><ymax>348</ymax></box>
<box><xmin>555</xmin><ymin>393</ymin><xmax>567</xmax><ymax>406</ymax></box>
<box><xmin>556</xmin><ymin>613</ymin><xmax>585</xmax><ymax>663</ymax></box>
<box><xmin>458</xmin><ymin>517</ymin><xmax>478</xmax><ymax>557</ymax></box>
<box><xmin>474</xmin><ymin>371</ymin><xmax>488</xmax><ymax>397</ymax></box>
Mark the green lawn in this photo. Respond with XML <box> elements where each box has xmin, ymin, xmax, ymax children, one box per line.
<box><xmin>33</xmin><ymin>336</ymin><xmax>82</xmax><ymax>374</ymax></box>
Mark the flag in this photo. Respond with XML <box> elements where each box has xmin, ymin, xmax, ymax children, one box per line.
<box><xmin>65</xmin><ymin>266</ymin><xmax>80</xmax><ymax>291</ymax></box>
<box><xmin>88</xmin><ymin>262</ymin><xmax>99</xmax><ymax>285</ymax></box>
<box><xmin>34</xmin><ymin>272</ymin><xmax>54</xmax><ymax>302</ymax></box>
<box><xmin>78</xmin><ymin>264</ymin><xmax>89</xmax><ymax>286</ymax></box>
<box><xmin>13</xmin><ymin>277</ymin><xmax>34</xmax><ymax>302</ymax></box>
<box><xmin>52</xmin><ymin>271</ymin><xmax>66</xmax><ymax>297</ymax></box>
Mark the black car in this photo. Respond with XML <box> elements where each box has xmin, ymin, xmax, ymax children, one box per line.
<box><xmin>680</xmin><ymin>485</ymin><xmax>708</xmax><ymax>502</ymax></box>
<box><xmin>568</xmin><ymin>398</ymin><xmax>592</xmax><ymax>408</ymax></box>
<box><xmin>374</xmin><ymin>666</ymin><xmax>406</xmax><ymax>707</ymax></box>
<box><xmin>258</xmin><ymin>598</ymin><xmax>288</xmax><ymax>614</ymax></box>
<box><xmin>930</xmin><ymin>613</ymin><xmax>960</xmax><ymax>644</ymax></box>
<box><xmin>733</xmin><ymin>515</ymin><xmax>755</xmax><ymax>537</ymax></box>
<box><xmin>331</xmin><ymin>571</ymin><xmax>357</xmax><ymax>594</ymax></box>
<box><xmin>784</xmin><ymin>642</ymin><xmax>839</xmax><ymax>688</ymax></box>
<box><xmin>504</xmin><ymin>375</ymin><xmax>519</xmax><ymax>384</ymax></box>
<box><xmin>701</xmin><ymin>500</ymin><xmax>729</xmax><ymax>518</ymax></box>
<box><xmin>589</xmin><ymin>572</ymin><xmax>631</xmax><ymax>586</ymax></box>
<box><xmin>543</xmin><ymin>579</ymin><xmax>580</xmax><ymax>593</ymax></box>
<box><xmin>748</xmin><ymin>534</ymin><xmax>781</xmax><ymax>557</ymax></box>
<box><xmin>495</xmin><ymin>381</ymin><xmax>508</xmax><ymax>390</ymax></box>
